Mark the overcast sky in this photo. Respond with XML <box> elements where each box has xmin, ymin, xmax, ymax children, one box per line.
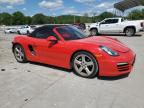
<box><xmin>0</xmin><ymin>0</ymin><xmax>144</xmax><ymax>16</ymax></box>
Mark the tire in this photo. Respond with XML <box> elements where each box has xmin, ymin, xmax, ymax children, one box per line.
<box><xmin>80</xmin><ymin>23</ymin><xmax>86</xmax><ymax>30</ymax></box>
<box><xmin>18</xmin><ymin>31</ymin><xmax>21</xmax><ymax>35</ymax></box>
<box><xmin>72</xmin><ymin>51</ymin><xmax>99</xmax><ymax>78</ymax></box>
<box><xmin>13</xmin><ymin>44</ymin><xmax>27</xmax><ymax>63</ymax></box>
<box><xmin>90</xmin><ymin>28</ymin><xmax>99</xmax><ymax>36</ymax></box>
<box><xmin>125</xmin><ymin>28</ymin><xmax>135</xmax><ymax>36</ymax></box>
<box><xmin>27</xmin><ymin>31</ymin><xmax>30</xmax><ymax>34</ymax></box>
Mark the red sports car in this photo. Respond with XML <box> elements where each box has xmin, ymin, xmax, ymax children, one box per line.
<box><xmin>12</xmin><ymin>25</ymin><xmax>136</xmax><ymax>78</ymax></box>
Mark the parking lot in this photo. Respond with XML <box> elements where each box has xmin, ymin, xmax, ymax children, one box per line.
<box><xmin>0</xmin><ymin>30</ymin><xmax>144</xmax><ymax>108</ymax></box>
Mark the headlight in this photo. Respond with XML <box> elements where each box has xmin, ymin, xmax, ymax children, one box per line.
<box><xmin>100</xmin><ymin>46</ymin><xmax>119</xmax><ymax>56</ymax></box>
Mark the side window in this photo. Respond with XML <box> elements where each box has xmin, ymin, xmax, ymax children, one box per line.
<box><xmin>101</xmin><ymin>19</ymin><xmax>118</xmax><ymax>24</ymax></box>
<box><xmin>105</xmin><ymin>19</ymin><xmax>112</xmax><ymax>24</ymax></box>
<box><xmin>101</xmin><ymin>19</ymin><xmax>111</xmax><ymax>24</ymax></box>
<box><xmin>35</xmin><ymin>28</ymin><xmax>52</xmax><ymax>39</ymax></box>
<box><xmin>111</xmin><ymin>19</ymin><xmax>118</xmax><ymax>23</ymax></box>
<box><xmin>30</xmin><ymin>27</ymin><xmax>59</xmax><ymax>39</ymax></box>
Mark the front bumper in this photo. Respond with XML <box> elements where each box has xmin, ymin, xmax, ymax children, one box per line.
<box><xmin>97</xmin><ymin>50</ymin><xmax>136</xmax><ymax>77</ymax></box>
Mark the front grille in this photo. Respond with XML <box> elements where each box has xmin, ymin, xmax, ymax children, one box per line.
<box><xmin>117</xmin><ymin>63</ymin><xmax>129</xmax><ymax>72</ymax></box>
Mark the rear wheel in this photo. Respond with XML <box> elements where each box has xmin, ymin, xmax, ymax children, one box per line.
<box><xmin>125</xmin><ymin>28</ymin><xmax>135</xmax><ymax>36</ymax></box>
<box><xmin>18</xmin><ymin>31</ymin><xmax>21</xmax><ymax>35</ymax></box>
<box><xmin>72</xmin><ymin>51</ymin><xmax>99</xmax><ymax>78</ymax></box>
<box><xmin>90</xmin><ymin>29</ymin><xmax>99</xmax><ymax>36</ymax></box>
<box><xmin>27</xmin><ymin>31</ymin><xmax>30</xmax><ymax>34</ymax></box>
<box><xmin>13</xmin><ymin>44</ymin><xmax>27</xmax><ymax>63</ymax></box>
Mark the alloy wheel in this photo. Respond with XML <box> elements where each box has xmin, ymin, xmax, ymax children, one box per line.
<box><xmin>125</xmin><ymin>28</ymin><xmax>134</xmax><ymax>36</ymax></box>
<box><xmin>73</xmin><ymin>53</ymin><xmax>98</xmax><ymax>77</ymax></box>
<box><xmin>14</xmin><ymin>45</ymin><xmax>26</xmax><ymax>62</ymax></box>
<box><xmin>91</xmin><ymin>29</ymin><xmax>98</xmax><ymax>36</ymax></box>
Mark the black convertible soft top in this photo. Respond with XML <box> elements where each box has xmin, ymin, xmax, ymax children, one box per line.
<box><xmin>38</xmin><ymin>24</ymin><xmax>68</xmax><ymax>30</ymax></box>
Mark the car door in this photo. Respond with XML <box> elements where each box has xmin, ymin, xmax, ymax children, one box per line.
<box><xmin>23</xmin><ymin>26</ymin><xmax>29</xmax><ymax>34</ymax></box>
<box><xmin>108</xmin><ymin>19</ymin><xmax>120</xmax><ymax>33</ymax></box>
<box><xmin>99</xmin><ymin>19</ymin><xmax>111</xmax><ymax>33</ymax></box>
<box><xmin>26</xmin><ymin>26</ymin><xmax>67</xmax><ymax>67</ymax></box>
<box><xmin>99</xmin><ymin>19</ymin><xmax>119</xmax><ymax>33</ymax></box>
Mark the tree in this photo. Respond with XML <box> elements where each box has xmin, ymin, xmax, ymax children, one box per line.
<box><xmin>55</xmin><ymin>15</ymin><xmax>74</xmax><ymax>24</ymax></box>
<box><xmin>24</xmin><ymin>16</ymin><xmax>32</xmax><ymax>25</ymax></box>
<box><xmin>97</xmin><ymin>12</ymin><xmax>114</xmax><ymax>21</ymax></box>
<box><xmin>2</xmin><ymin>9</ymin><xmax>144</xmax><ymax>25</ymax></box>
<box><xmin>0</xmin><ymin>12</ymin><xmax>12</xmax><ymax>25</ymax></box>
<box><xmin>32</xmin><ymin>13</ymin><xmax>47</xmax><ymax>24</ymax></box>
<box><xmin>81</xmin><ymin>13</ymin><xmax>89</xmax><ymax>23</ymax></box>
<box><xmin>92</xmin><ymin>12</ymin><xmax>97</xmax><ymax>23</ymax></box>
<box><xmin>127</xmin><ymin>9</ymin><xmax>144</xmax><ymax>20</ymax></box>
<box><xmin>12</xmin><ymin>11</ymin><xmax>25</xmax><ymax>25</ymax></box>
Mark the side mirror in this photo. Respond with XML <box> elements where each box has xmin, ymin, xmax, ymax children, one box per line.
<box><xmin>47</xmin><ymin>36</ymin><xmax>58</xmax><ymax>44</ymax></box>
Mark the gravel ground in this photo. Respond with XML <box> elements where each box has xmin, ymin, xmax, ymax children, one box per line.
<box><xmin>0</xmin><ymin>30</ymin><xmax>144</xmax><ymax>108</ymax></box>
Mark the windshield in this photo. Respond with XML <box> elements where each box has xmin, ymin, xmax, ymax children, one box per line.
<box><xmin>56</xmin><ymin>26</ymin><xmax>87</xmax><ymax>40</ymax></box>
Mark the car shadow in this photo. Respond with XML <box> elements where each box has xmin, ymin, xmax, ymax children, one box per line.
<box><xmin>29</xmin><ymin>62</ymin><xmax>130</xmax><ymax>80</ymax></box>
<box><xmin>98</xmin><ymin>34</ymin><xmax>142</xmax><ymax>37</ymax></box>
<box><xmin>29</xmin><ymin>61</ymin><xmax>72</xmax><ymax>73</ymax></box>
<box><xmin>97</xmin><ymin>73</ymin><xmax>130</xmax><ymax>81</ymax></box>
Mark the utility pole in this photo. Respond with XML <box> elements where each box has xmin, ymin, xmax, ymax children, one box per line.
<box><xmin>113</xmin><ymin>0</ymin><xmax>118</xmax><ymax>17</ymax></box>
<box><xmin>0</xmin><ymin>10</ymin><xmax>1</xmax><ymax>25</ymax></box>
<box><xmin>73</xmin><ymin>12</ymin><xmax>80</xmax><ymax>24</ymax></box>
<box><xmin>74</xmin><ymin>15</ymin><xmax>75</xmax><ymax>24</ymax></box>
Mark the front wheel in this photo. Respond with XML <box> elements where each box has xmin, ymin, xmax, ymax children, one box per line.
<box><xmin>125</xmin><ymin>28</ymin><xmax>135</xmax><ymax>36</ymax></box>
<box><xmin>90</xmin><ymin>29</ymin><xmax>99</xmax><ymax>36</ymax></box>
<box><xmin>17</xmin><ymin>31</ymin><xmax>21</xmax><ymax>35</ymax></box>
<box><xmin>72</xmin><ymin>51</ymin><xmax>99</xmax><ymax>78</ymax></box>
<box><xmin>27</xmin><ymin>31</ymin><xmax>30</xmax><ymax>35</ymax></box>
<box><xmin>13</xmin><ymin>44</ymin><xmax>27</xmax><ymax>63</ymax></box>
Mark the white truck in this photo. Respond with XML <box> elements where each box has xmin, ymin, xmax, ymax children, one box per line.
<box><xmin>17</xmin><ymin>25</ymin><xmax>36</xmax><ymax>35</ymax></box>
<box><xmin>89</xmin><ymin>17</ymin><xmax>144</xmax><ymax>36</ymax></box>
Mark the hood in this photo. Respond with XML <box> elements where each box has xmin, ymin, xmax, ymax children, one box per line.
<box><xmin>74</xmin><ymin>36</ymin><xmax>130</xmax><ymax>53</ymax></box>
<box><xmin>90</xmin><ymin>22</ymin><xmax>100</xmax><ymax>27</ymax></box>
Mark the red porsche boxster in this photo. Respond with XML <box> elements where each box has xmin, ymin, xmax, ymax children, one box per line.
<box><xmin>12</xmin><ymin>25</ymin><xmax>136</xmax><ymax>78</ymax></box>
